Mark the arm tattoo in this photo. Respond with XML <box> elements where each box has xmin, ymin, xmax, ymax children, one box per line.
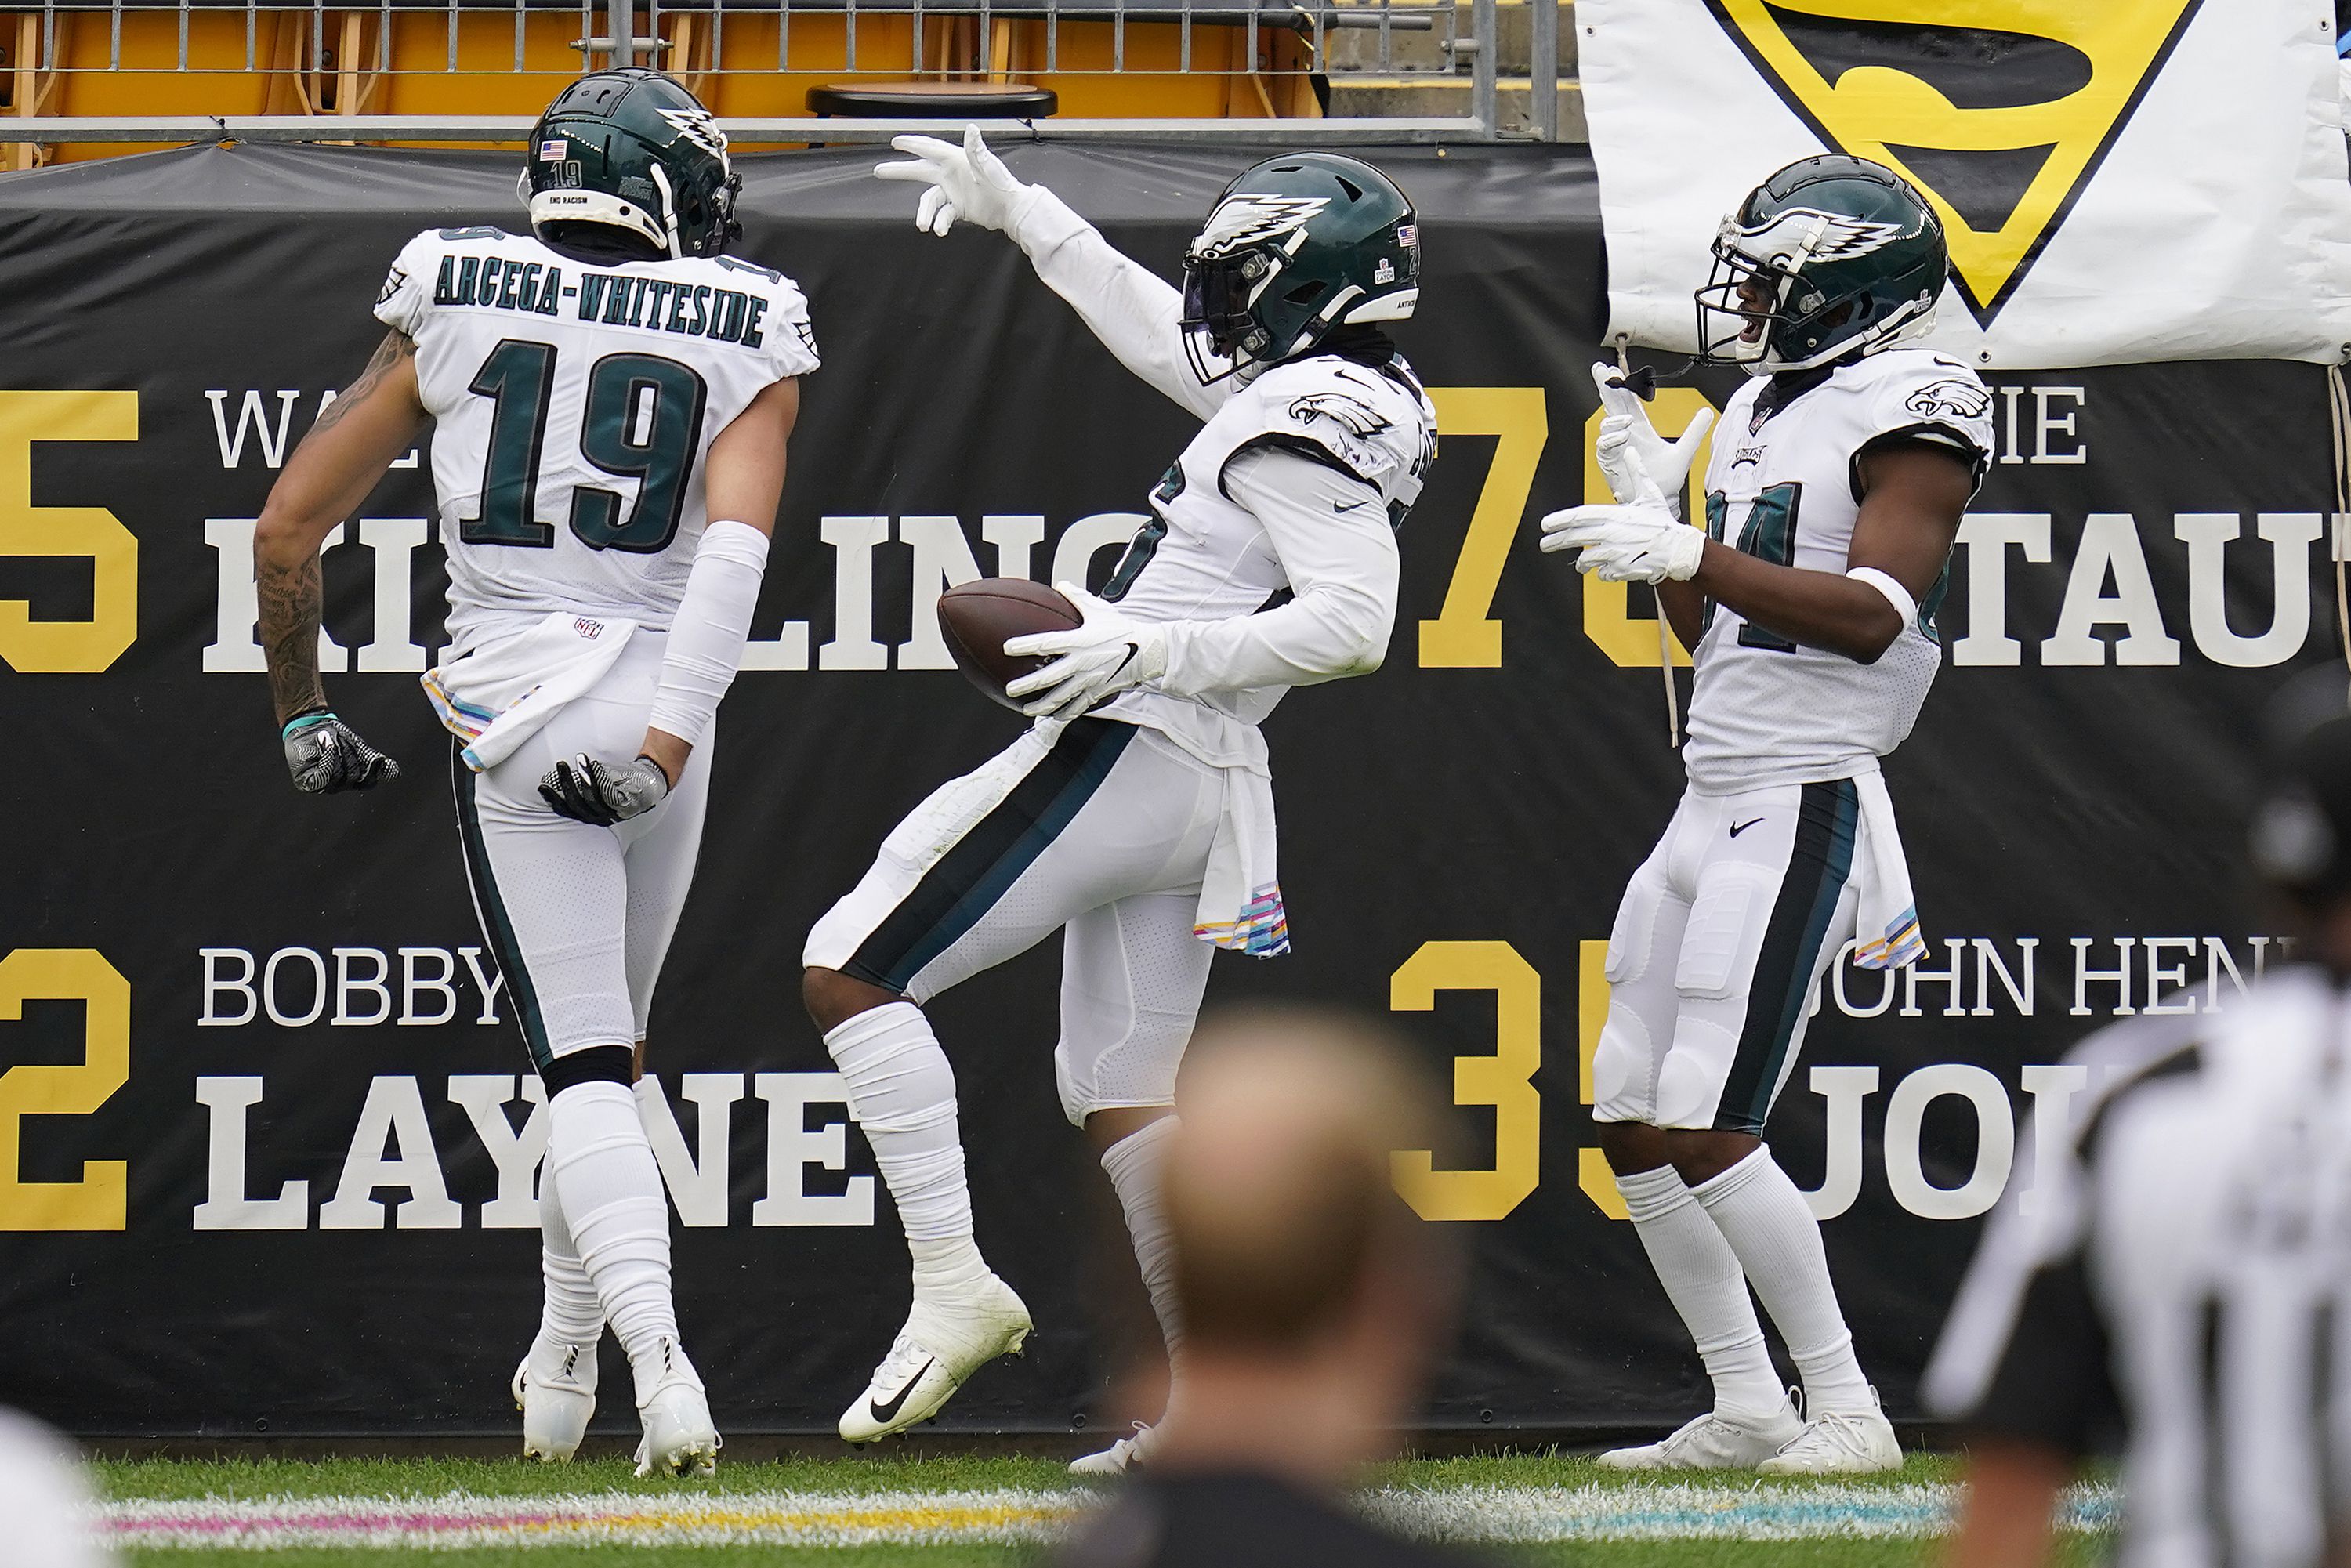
<box><xmin>304</xmin><ymin>329</ymin><xmax>415</xmax><ymax>444</ymax></box>
<box><xmin>259</xmin><ymin>550</ymin><xmax>325</xmax><ymax>726</ymax></box>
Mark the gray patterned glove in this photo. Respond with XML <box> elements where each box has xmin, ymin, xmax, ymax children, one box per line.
<box><xmin>281</xmin><ymin>710</ymin><xmax>400</xmax><ymax>794</ymax></box>
<box><xmin>539</xmin><ymin>754</ymin><xmax>671</xmax><ymax>826</ymax></box>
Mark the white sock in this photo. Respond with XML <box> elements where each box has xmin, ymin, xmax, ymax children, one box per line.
<box><xmin>1615</xmin><ymin>1163</ymin><xmax>1785</xmax><ymax>1421</ymax></box>
<box><xmin>530</xmin><ymin>1171</ymin><xmax>603</xmax><ymax>1388</ymax></box>
<box><xmin>825</xmin><ymin>1003</ymin><xmax>987</xmax><ymax>1295</ymax></box>
<box><xmin>1692</xmin><ymin>1146</ymin><xmax>1873</xmax><ymax>1417</ymax></box>
<box><xmin>1099</xmin><ymin>1117</ymin><xmax>1185</xmax><ymax>1376</ymax></box>
<box><xmin>545</xmin><ymin>1078</ymin><xmax>679</xmax><ymax>1406</ymax></box>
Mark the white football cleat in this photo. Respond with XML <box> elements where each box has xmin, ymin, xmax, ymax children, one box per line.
<box><xmin>1070</xmin><ymin>1421</ymin><xmax>1158</xmax><ymax>1477</ymax></box>
<box><xmin>1596</xmin><ymin>1404</ymin><xmax>1806</xmax><ymax>1471</ymax></box>
<box><xmin>1755</xmin><ymin>1394</ymin><xmax>1901</xmax><ymax>1476</ymax></box>
<box><xmin>513</xmin><ymin>1342</ymin><xmax>597</xmax><ymax>1463</ymax></box>
<box><xmin>839</xmin><ymin>1273</ymin><xmax>1032</xmax><ymax>1443</ymax></box>
<box><xmin>632</xmin><ymin>1342</ymin><xmax>720</xmax><ymax>1479</ymax></box>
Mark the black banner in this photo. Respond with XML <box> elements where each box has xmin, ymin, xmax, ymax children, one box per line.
<box><xmin>0</xmin><ymin>139</ymin><xmax>2330</xmax><ymax>1438</ymax></box>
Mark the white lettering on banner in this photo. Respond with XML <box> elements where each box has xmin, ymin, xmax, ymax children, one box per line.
<box><xmin>1990</xmin><ymin>386</ymin><xmax>2087</xmax><ymax>465</ymax></box>
<box><xmin>447</xmin><ymin>1074</ymin><xmax>548</xmax><ymax>1228</ymax></box>
<box><xmin>191</xmin><ymin>1077</ymin><xmax>309</xmax><ymax>1229</ymax></box>
<box><xmin>2175</xmin><ymin>512</ymin><xmax>2323</xmax><ymax>668</ymax></box>
<box><xmin>2030</xmin><ymin>388</ymin><xmax>2086</xmax><ymax>465</ymax></box>
<box><xmin>898</xmin><ymin>516</ymin><xmax>1048</xmax><ymax>671</ymax></box>
<box><xmin>1797</xmin><ymin>1066</ymin><xmax>1878</xmax><ymax>1221</ymax></box>
<box><xmin>817</xmin><ymin>516</ymin><xmax>889</xmax><ymax>671</ymax></box>
<box><xmin>1883</xmin><ymin>1064</ymin><xmax>2013</xmax><ymax>1221</ymax></box>
<box><xmin>206</xmin><ymin>389</ymin><xmax>301</xmax><ymax>469</ymax></box>
<box><xmin>637</xmin><ymin>1074</ymin><xmax>743</xmax><ymax>1227</ymax></box>
<box><xmin>201</xmin><ymin>518</ymin><xmax>422</xmax><ymax>675</ymax></box>
<box><xmin>1829</xmin><ymin>935</ymin><xmax>2284</xmax><ymax>1019</ymax></box>
<box><xmin>191</xmin><ymin>1072</ymin><xmax>877</xmax><ymax>1233</ymax></box>
<box><xmin>400</xmin><ymin>948</ymin><xmax>458</xmax><ymax>1027</ymax></box>
<box><xmin>1951</xmin><ymin>514</ymin><xmax>2052</xmax><ymax>668</ymax></box>
<box><xmin>199</xmin><ymin>948</ymin><xmax>257</xmax><ymax>1027</ymax></box>
<box><xmin>197</xmin><ymin>945</ymin><xmax>503</xmax><ymax>1028</ymax></box>
<box><xmin>317</xmin><ymin>1075</ymin><xmax>462</xmax><ymax>1230</ymax></box>
<box><xmin>2043</xmin><ymin>515</ymin><xmax>2181</xmax><ymax>666</ymax></box>
<box><xmin>262</xmin><ymin>947</ymin><xmax>328</xmax><ymax>1028</ymax></box>
<box><xmin>333</xmin><ymin>948</ymin><xmax>393</xmax><ymax>1027</ymax></box>
<box><xmin>458</xmin><ymin>947</ymin><xmax>505</xmax><ymax>1026</ymax></box>
<box><xmin>752</xmin><ymin>1072</ymin><xmax>875</xmax><ymax>1226</ymax></box>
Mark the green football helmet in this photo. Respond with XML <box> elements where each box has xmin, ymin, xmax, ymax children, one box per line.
<box><xmin>519</xmin><ymin>69</ymin><xmax>741</xmax><ymax>259</ymax></box>
<box><xmin>1179</xmin><ymin>152</ymin><xmax>1419</xmax><ymax>383</ymax></box>
<box><xmin>1694</xmin><ymin>154</ymin><xmax>1947</xmax><ymax>374</ymax></box>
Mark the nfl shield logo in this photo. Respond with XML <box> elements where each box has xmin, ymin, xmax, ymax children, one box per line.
<box><xmin>538</xmin><ymin>139</ymin><xmax>567</xmax><ymax>161</ymax></box>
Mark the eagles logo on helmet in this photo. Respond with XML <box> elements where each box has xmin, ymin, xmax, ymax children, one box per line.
<box><xmin>1694</xmin><ymin>154</ymin><xmax>1950</xmax><ymax>375</ymax></box>
<box><xmin>517</xmin><ymin>69</ymin><xmax>742</xmax><ymax>259</ymax></box>
<box><xmin>1178</xmin><ymin>152</ymin><xmax>1420</xmax><ymax>385</ymax></box>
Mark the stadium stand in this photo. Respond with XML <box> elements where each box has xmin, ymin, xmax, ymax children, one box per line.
<box><xmin>0</xmin><ymin>0</ymin><xmax>1570</xmax><ymax>165</ymax></box>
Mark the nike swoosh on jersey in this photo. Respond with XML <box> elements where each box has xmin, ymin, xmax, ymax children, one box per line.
<box><xmin>867</xmin><ymin>1359</ymin><xmax>936</xmax><ymax>1425</ymax></box>
<box><xmin>1729</xmin><ymin>817</ymin><xmax>1765</xmax><ymax>837</ymax></box>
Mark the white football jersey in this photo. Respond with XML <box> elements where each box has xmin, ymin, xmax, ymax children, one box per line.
<box><xmin>375</xmin><ymin>226</ymin><xmax>818</xmax><ymax>649</ymax></box>
<box><xmin>1096</xmin><ymin>349</ymin><xmax>1437</xmax><ymax>766</ymax></box>
<box><xmin>1682</xmin><ymin>349</ymin><xmax>1992</xmax><ymax>794</ymax></box>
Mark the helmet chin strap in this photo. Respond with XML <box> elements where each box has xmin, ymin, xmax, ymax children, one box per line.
<box><xmin>648</xmin><ymin>163</ymin><xmax>683</xmax><ymax>258</ymax></box>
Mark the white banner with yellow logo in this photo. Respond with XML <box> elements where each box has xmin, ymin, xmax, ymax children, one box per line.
<box><xmin>1580</xmin><ymin>0</ymin><xmax>2351</xmax><ymax>368</ymax></box>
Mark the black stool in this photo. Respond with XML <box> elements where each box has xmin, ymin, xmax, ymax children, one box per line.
<box><xmin>806</xmin><ymin>82</ymin><xmax>1058</xmax><ymax>117</ymax></box>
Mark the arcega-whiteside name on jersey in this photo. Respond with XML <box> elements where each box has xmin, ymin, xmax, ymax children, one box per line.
<box><xmin>1096</xmin><ymin>349</ymin><xmax>1436</xmax><ymax>768</ymax></box>
<box><xmin>375</xmin><ymin>226</ymin><xmax>820</xmax><ymax>650</ymax></box>
<box><xmin>1685</xmin><ymin>349</ymin><xmax>1993</xmax><ymax>794</ymax></box>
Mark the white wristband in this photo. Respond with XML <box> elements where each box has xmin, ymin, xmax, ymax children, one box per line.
<box><xmin>647</xmin><ymin>520</ymin><xmax>770</xmax><ymax>748</ymax></box>
<box><xmin>1846</xmin><ymin>567</ymin><xmax>1918</xmax><ymax>629</ymax></box>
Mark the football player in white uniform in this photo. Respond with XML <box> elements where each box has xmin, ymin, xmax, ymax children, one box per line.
<box><xmin>1542</xmin><ymin>155</ymin><xmax>1992</xmax><ymax>1474</ymax></box>
<box><xmin>252</xmin><ymin>69</ymin><xmax>816</xmax><ymax>1476</ymax></box>
<box><xmin>798</xmin><ymin>130</ymin><xmax>1435</xmax><ymax>1470</ymax></box>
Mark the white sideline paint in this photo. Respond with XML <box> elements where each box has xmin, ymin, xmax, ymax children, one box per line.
<box><xmin>103</xmin><ymin>1481</ymin><xmax>2120</xmax><ymax>1549</ymax></box>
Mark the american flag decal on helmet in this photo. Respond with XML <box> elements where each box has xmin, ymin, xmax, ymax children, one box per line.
<box><xmin>538</xmin><ymin>139</ymin><xmax>567</xmax><ymax>161</ymax></box>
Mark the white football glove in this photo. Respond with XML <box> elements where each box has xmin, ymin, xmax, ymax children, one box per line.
<box><xmin>1590</xmin><ymin>360</ymin><xmax>1715</xmax><ymax>520</ymax></box>
<box><xmin>281</xmin><ymin>709</ymin><xmax>399</xmax><ymax>794</ymax></box>
<box><xmin>1539</xmin><ymin>494</ymin><xmax>1707</xmax><ymax>584</ymax></box>
<box><xmin>1002</xmin><ymin>581</ymin><xmax>1168</xmax><ymax>721</ymax></box>
<box><xmin>873</xmin><ymin>125</ymin><xmax>1034</xmax><ymax>237</ymax></box>
<box><xmin>538</xmin><ymin>753</ymin><xmax>670</xmax><ymax>826</ymax></box>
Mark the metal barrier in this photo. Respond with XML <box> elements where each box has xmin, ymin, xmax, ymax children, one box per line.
<box><xmin>0</xmin><ymin>0</ymin><xmax>1563</xmax><ymax>148</ymax></box>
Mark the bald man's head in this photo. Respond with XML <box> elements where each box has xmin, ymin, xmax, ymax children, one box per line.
<box><xmin>1166</xmin><ymin>1009</ymin><xmax>1446</xmax><ymax>1353</ymax></box>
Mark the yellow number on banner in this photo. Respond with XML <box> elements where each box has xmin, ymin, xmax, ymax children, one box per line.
<box><xmin>1577</xmin><ymin>938</ymin><xmax>1628</xmax><ymax>1220</ymax></box>
<box><xmin>1389</xmin><ymin>940</ymin><xmax>1541</xmax><ymax>1221</ymax></box>
<box><xmin>1419</xmin><ymin>388</ymin><xmax>1548</xmax><ymax>668</ymax></box>
<box><xmin>0</xmin><ymin>390</ymin><xmax>139</xmax><ymax>673</ymax></box>
<box><xmin>0</xmin><ymin>950</ymin><xmax>130</xmax><ymax>1231</ymax></box>
<box><xmin>1581</xmin><ymin>389</ymin><xmax>1715</xmax><ymax>668</ymax></box>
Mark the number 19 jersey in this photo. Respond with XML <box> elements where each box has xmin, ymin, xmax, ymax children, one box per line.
<box><xmin>1683</xmin><ymin>348</ymin><xmax>1991</xmax><ymax>795</ymax></box>
<box><xmin>375</xmin><ymin>226</ymin><xmax>819</xmax><ymax>650</ymax></box>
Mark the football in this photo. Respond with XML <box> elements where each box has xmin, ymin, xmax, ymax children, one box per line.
<box><xmin>937</xmin><ymin>578</ymin><xmax>1085</xmax><ymax>710</ymax></box>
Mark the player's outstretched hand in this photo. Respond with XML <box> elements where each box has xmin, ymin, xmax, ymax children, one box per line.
<box><xmin>282</xmin><ymin>711</ymin><xmax>400</xmax><ymax>795</ymax></box>
<box><xmin>1539</xmin><ymin>498</ymin><xmax>1704</xmax><ymax>585</ymax></box>
<box><xmin>1590</xmin><ymin>361</ymin><xmax>1714</xmax><ymax>518</ymax></box>
<box><xmin>875</xmin><ymin>125</ymin><xmax>1031</xmax><ymax>237</ymax></box>
<box><xmin>1003</xmin><ymin>581</ymin><xmax>1168</xmax><ymax>721</ymax></box>
<box><xmin>539</xmin><ymin>753</ymin><xmax>671</xmax><ymax>826</ymax></box>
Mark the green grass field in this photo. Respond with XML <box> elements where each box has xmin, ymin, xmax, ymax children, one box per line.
<box><xmin>93</xmin><ymin>1451</ymin><xmax>2118</xmax><ymax>1566</ymax></box>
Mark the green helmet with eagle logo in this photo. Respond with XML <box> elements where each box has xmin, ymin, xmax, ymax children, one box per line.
<box><xmin>1695</xmin><ymin>154</ymin><xmax>1948</xmax><ymax>375</ymax></box>
<box><xmin>520</xmin><ymin>69</ymin><xmax>741</xmax><ymax>259</ymax></box>
<box><xmin>1179</xmin><ymin>151</ymin><xmax>1420</xmax><ymax>384</ymax></box>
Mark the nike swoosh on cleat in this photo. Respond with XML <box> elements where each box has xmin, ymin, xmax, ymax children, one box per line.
<box><xmin>867</xmin><ymin>1359</ymin><xmax>936</xmax><ymax>1426</ymax></box>
<box><xmin>1729</xmin><ymin>817</ymin><xmax>1764</xmax><ymax>837</ymax></box>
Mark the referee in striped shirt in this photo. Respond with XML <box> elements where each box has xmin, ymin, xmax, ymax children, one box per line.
<box><xmin>1925</xmin><ymin>689</ymin><xmax>2351</xmax><ymax>1568</ymax></box>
